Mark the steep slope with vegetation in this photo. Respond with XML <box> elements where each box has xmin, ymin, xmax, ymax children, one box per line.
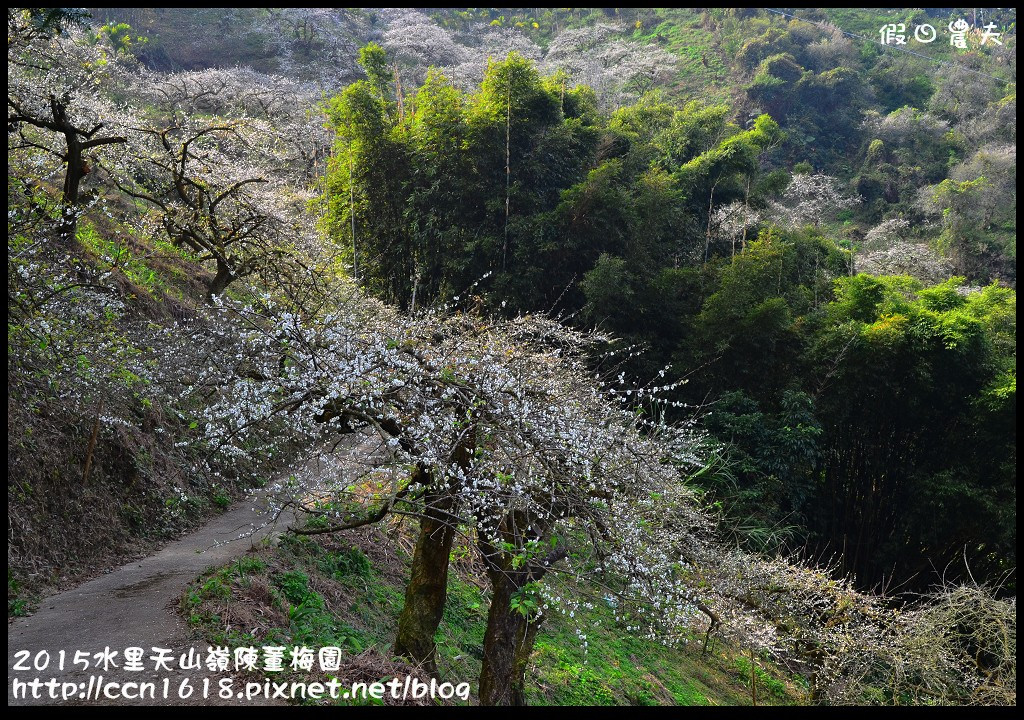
<box><xmin>8</xmin><ymin>7</ymin><xmax>1016</xmax><ymax>707</ymax></box>
<box><xmin>183</xmin><ymin>528</ymin><xmax>797</xmax><ymax>706</ymax></box>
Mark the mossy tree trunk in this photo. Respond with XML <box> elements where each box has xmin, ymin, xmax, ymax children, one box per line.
<box><xmin>478</xmin><ymin>563</ymin><xmax>542</xmax><ymax>706</ymax></box>
<box><xmin>393</xmin><ymin>426</ymin><xmax>475</xmax><ymax>675</ymax></box>
<box><xmin>477</xmin><ymin>510</ymin><xmax>561</xmax><ymax>706</ymax></box>
<box><xmin>393</xmin><ymin>485</ymin><xmax>459</xmax><ymax>675</ymax></box>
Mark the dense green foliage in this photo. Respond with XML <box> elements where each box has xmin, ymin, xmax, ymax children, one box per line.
<box><xmin>324</xmin><ymin>51</ymin><xmax>781</xmax><ymax>310</ymax></box>
<box><xmin>698</xmin><ymin>273</ymin><xmax>1016</xmax><ymax>586</ymax></box>
<box><xmin>323</xmin><ymin>11</ymin><xmax>1016</xmax><ymax>593</ymax></box>
<box><xmin>323</xmin><ymin>52</ymin><xmax>604</xmax><ymax>308</ymax></box>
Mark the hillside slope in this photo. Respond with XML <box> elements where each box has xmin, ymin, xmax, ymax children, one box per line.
<box><xmin>8</xmin><ymin>8</ymin><xmax>1015</xmax><ymax>707</ymax></box>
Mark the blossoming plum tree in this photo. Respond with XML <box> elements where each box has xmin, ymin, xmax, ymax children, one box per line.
<box><xmin>7</xmin><ymin>11</ymin><xmax>131</xmax><ymax>240</ymax></box>
<box><xmin>188</xmin><ymin>285</ymin><xmax>1014</xmax><ymax>706</ymax></box>
<box><xmin>187</xmin><ymin>284</ymin><xmax>716</xmax><ymax>703</ymax></box>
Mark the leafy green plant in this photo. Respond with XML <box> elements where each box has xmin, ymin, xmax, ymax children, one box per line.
<box><xmin>510</xmin><ymin>581</ymin><xmax>542</xmax><ymax>619</ymax></box>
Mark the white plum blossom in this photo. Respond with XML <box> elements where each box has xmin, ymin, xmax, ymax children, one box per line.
<box><xmin>768</xmin><ymin>173</ymin><xmax>862</xmax><ymax>229</ymax></box>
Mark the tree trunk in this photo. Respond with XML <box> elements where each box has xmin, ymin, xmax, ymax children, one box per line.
<box><xmin>58</xmin><ymin>131</ymin><xmax>84</xmax><ymax>243</ymax></box>
<box><xmin>52</xmin><ymin>98</ymin><xmax>87</xmax><ymax>243</ymax></box>
<box><xmin>741</xmin><ymin>174</ymin><xmax>751</xmax><ymax>253</ymax></box>
<box><xmin>62</xmin><ymin>134</ymin><xmax>84</xmax><ymax>207</ymax></box>
<box><xmin>704</xmin><ymin>176</ymin><xmax>720</xmax><ymax>263</ymax></box>
<box><xmin>393</xmin><ymin>490</ymin><xmax>458</xmax><ymax>675</ymax></box>
<box><xmin>9</xmin><ymin>94</ymin><xmax>123</xmax><ymax>244</ymax></box>
<box><xmin>478</xmin><ymin>567</ymin><xmax>541</xmax><ymax>706</ymax></box>
<box><xmin>394</xmin><ymin>430</ymin><xmax>475</xmax><ymax>674</ymax></box>
<box><xmin>207</xmin><ymin>260</ymin><xmax>236</xmax><ymax>299</ymax></box>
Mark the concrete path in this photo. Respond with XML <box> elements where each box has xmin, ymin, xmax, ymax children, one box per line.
<box><xmin>7</xmin><ymin>433</ymin><xmax>387</xmax><ymax>706</ymax></box>
<box><xmin>7</xmin><ymin>495</ymin><xmax>290</xmax><ymax>705</ymax></box>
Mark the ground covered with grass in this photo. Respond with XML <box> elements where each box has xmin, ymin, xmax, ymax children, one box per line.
<box><xmin>181</xmin><ymin>522</ymin><xmax>803</xmax><ymax>706</ymax></box>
